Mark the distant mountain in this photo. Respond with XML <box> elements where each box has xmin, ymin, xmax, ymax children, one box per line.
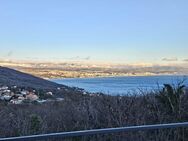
<box><xmin>1</xmin><ymin>60</ymin><xmax>188</xmax><ymax>78</ymax></box>
<box><xmin>0</xmin><ymin>66</ymin><xmax>64</xmax><ymax>90</ymax></box>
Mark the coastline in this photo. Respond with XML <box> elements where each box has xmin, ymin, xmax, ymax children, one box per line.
<box><xmin>48</xmin><ymin>74</ymin><xmax>188</xmax><ymax>80</ymax></box>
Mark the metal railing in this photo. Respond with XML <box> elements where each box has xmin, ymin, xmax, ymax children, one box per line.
<box><xmin>1</xmin><ymin>122</ymin><xmax>188</xmax><ymax>141</ymax></box>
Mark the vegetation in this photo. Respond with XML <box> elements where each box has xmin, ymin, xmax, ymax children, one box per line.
<box><xmin>29</xmin><ymin>114</ymin><xmax>42</xmax><ymax>134</ymax></box>
<box><xmin>156</xmin><ymin>82</ymin><xmax>185</xmax><ymax>121</ymax></box>
<box><xmin>0</xmin><ymin>83</ymin><xmax>188</xmax><ymax>141</ymax></box>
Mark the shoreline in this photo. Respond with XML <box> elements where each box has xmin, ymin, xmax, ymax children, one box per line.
<box><xmin>49</xmin><ymin>74</ymin><xmax>188</xmax><ymax>80</ymax></box>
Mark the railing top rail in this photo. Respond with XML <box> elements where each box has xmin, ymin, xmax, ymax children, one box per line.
<box><xmin>1</xmin><ymin>122</ymin><xmax>188</xmax><ymax>141</ymax></box>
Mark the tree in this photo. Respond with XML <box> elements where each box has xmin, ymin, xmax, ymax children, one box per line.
<box><xmin>156</xmin><ymin>83</ymin><xmax>185</xmax><ymax>119</ymax></box>
<box><xmin>30</xmin><ymin>114</ymin><xmax>42</xmax><ymax>134</ymax></box>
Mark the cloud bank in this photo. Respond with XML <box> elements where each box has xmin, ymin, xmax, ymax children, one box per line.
<box><xmin>162</xmin><ymin>57</ymin><xmax>178</xmax><ymax>62</ymax></box>
<box><xmin>183</xmin><ymin>59</ymin><xmax>188</xmax><ymax>62</ymax></box>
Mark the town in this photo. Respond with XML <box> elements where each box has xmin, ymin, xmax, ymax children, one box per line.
<box><xmin>0</xmin><ymin>85</ymin><xmax>63</xmax><ymax>104</ymax></box>
<box><xmin>0</xmin><ymin>60</ymin><xmax>185</xmax><ymax>79</ymax></box>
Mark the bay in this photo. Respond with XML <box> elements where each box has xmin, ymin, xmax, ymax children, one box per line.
<box><xmin>52</xmin><ymin>75</ymin><xmax>188</xmax><ymax>95</ymax></box>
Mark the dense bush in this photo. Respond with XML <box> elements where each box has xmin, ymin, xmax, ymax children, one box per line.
<box><xmin>0</xmin><ymin>84</ymin><xmax>188</xmax><ymax>141</ymax></box>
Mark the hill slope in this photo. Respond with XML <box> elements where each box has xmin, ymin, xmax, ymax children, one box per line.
<box><xmin>0</xmin><ymin>66</ymin><xmax>64</xmax><ymax>90</ymax></box>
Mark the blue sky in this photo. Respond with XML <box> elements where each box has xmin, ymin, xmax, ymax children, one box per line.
<box><xmin>0</xmin><ymin>0</ymin><xmax>188</xmax><ymax>64</ymax></box>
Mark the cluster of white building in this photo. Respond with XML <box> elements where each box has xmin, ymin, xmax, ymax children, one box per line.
<box><xmin>0</xmin><ymin>86</ymin><xmax>50</xmax><ymax>104</ymax></box>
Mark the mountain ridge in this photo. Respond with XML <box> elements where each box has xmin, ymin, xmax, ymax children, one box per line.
<box><xmin>0</xmin><ymin>66</ymin><xmax>64</xmax><ymax>90</ymax></box>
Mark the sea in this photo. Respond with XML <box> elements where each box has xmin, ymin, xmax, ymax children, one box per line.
<box><xmin>52</xmin><ymin>75</ymin><xmax>188</xmax><ymax>95</ymax></box>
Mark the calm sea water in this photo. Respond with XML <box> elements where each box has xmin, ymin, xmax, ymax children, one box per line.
<box><xmin>52</xmin><ymin>75</ymin><xmax>188</xmax><ymax>95</ymax></box>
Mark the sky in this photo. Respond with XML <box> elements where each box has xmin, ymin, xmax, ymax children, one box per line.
<box><xmin>0</xmin><ymin>0</ymin><xmax>188</xmax><ymax>64</ymax></box>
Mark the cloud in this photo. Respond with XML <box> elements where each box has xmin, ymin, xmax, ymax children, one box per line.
<box><xmin>183</xmin><ymin>59</ymin><xmax>188</xmax><ymax>62</ymax></box>
<box><xmin>69</xmin><ymin>56</ymin><xmax>91</xmax><ymax>61</ymax></box>
<box><xmin>84</xmin><ymin>56</ymin><xmax>91</xmax><ymax>60</ymax></box>
<box><xmin>162</xmin><ymin>57</ymin><xmax>178</xmax><ymax>62</ymax></box>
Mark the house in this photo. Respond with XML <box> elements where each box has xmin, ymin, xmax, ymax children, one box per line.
<box><xmin>26</xmin><ymin>93</ymin><xmax>39</xmax><ymax>101</ymax></box>
<box><xmin>21</xmin><ymin>90</ymin><xmax>28</xmax><ymax>95</ymax></box>
<box><xmin>18</xmin><ymin>96</ymin><xmax>25</xmax><ymax>100</ymax></box>
<box><xmin>0</xmin><ymin>95</ymin><xmax>12</xmax><ymax>101</ymax></box>
<box><xmin>46</xmin><ymin>92</ymin><xmax>53</xmax><ymax>96</ymax></box>
<box><xmin>0</xmin><ymin>86</ymin><xmax>8</xmax><ymax>91</ymax></box>
<box><xmin>4</xmin><ymin>95</ymin><xmax>12</xmax><ymax>101</ymax></box>
<box><xmin>10</xmin><ymin>99</ymin><xmax>23</xmax><ymax>104</ymax></box>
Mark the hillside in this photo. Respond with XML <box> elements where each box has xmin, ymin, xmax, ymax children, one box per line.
<box><xmin>0</xmin><ymin>66</ymin><xmax>64</xmax><ymax>90</ymax></box>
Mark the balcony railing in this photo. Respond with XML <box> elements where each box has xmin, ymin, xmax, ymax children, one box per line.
<box><xmin>1</xmin><ymin>122</ymin><xmax>188</xmax><ymax>141</ymax></box>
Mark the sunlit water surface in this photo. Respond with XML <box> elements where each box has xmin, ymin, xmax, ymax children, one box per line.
<box><xmin>52</xmin><ymin>75</ymin><xmax>188</xmax><ymax>95</ymax></box>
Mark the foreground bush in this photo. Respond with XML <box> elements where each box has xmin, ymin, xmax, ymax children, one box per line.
<box><xmin>0</xmin><ymin>84</ymin><xmax>188</xmax><ymax>141</ymax></box>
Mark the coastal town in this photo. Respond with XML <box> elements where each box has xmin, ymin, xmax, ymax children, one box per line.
<box><xmin>0</xmin><ymin>85</ymin><xmax>62</xmax><ymax>104</ymax></box>
<box><xmin>0</xmin><ymin>60</ymin><xmax>187</xmax><ymax>79</ymax></box>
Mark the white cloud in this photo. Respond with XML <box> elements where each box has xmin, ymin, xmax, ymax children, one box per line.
<box><xmin>183</xmin><ymin>59</ymin><xmax>188</xmax><ymax>62</ymax></box>
<box><xmin>162</xmin><ymin>57</ymin><xmax>178</xmax><ymax>62</ymax></box>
